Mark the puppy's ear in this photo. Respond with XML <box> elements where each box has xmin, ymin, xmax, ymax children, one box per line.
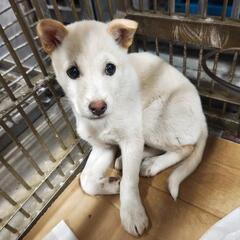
<box><xmin>107</xmin><ymin>19</ymin><xmax>138</xmax><ymax>49</ymax></box>
<box><xmin>36</xmin><ymin>19</ymin><xmax>68</xmax><ymax>54</ymax></box>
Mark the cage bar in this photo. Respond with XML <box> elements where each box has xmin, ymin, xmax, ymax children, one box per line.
<box><xmin>9</xmin><ymin>0</ymin><xmax>83</xmax><ymax>153</ymax></box>
<box><xmin>169</xmin><ymin>42</ymin><xmax>173</xmax><ymax>65</ymax></box>
<box><xmin>168</xmin><ymin>0</ymin><xmax>175</xmax><ymax>16</ymax></box>
<box><xmin>0</xmin><ymin>139</ymin><xmax>81</xmax><ymax>233</ymax></box>
<box><xmin>95</xmin><ymin>0</ymin><xmax>103</xmax><ymax>21</ymax></box>
<box><xmin>231</xmin><ymin>0</ymin><xmax>240</xmax><ymax>19</ymax></box>
<box><xmin>83</xmin><ymin>0</ymin><xmax>93</xmax><ymax>19</ymax></box>
<box><xmin>222</xmin><ymin>0</ymin><xmax>229</xmax><ymax>20</ymax></box>
<box><xmin>0</xmin><ymin>189</ymin><xmax>30</xmax><ymax>218</ymax></box>
<box><xmin>185</xmin><ymin>0</ymin><xmax>190</xmax><ymax>17</ymax></box>
<box><xmin>107</xmin><ymin>0</ymin><xmax>113</xmax><ymax>19</ymax></box>
<box><xmin>0</xmin><ymin>25</ymin><xmax>67</xmax><ymax>151</ymax></box>
<box><xmin>155</xmin><ymin>37</ymin><xmax>159</xmax><ymax>56</ymax></box>
<box><xmin>69</xmin><ymin>0</ymin><xmax>80</xmax><ymax>21</ymax></box>
<box><xmin>197</xmin><ymin>47</ymin><xmax>204</xmax><ymax>87</ymax></box>
<box><xmin>0</xmin><ymin>115</ymin><xmax>44</xmax><ymax>176</ymax></box>
<box><xmin>183</xmin><ymin>44</ymin><xmax>187</xmax><ymax>75</ymax></box>
<box><xmin>5</xmin><ymin>223</ymin><xmax>18</xmax><ymax>234</ymax></box>
<box><xmin>199</xmin><ymin>0</ymin><xmax>208</xmax><ymax>18</ymax></box>
<box><xmin>30</xmin><ymin>0</ymin><xmax>45</xmax><ymax>20</ymax></box>
<box><xmin>228</xmin><ymin>51</ymin><xmax>238</xmax><ymax>83</ymax></box>
<box><xmin>9</xmin><ymin>0</ymin><xmax>48</xmax><ymax>76</ymax></box>
<box><xmin>208</xmin><ymin>52</ymin><xmax>220</xmax><ymax>109</ymax></box>
<box><xmin>0</xmin><ymin>153</ymin><xmax>31</xmax><ymax>190</ymax></box>
<box><xmin>50</xmin><ymin>0</ymin><xmax>64</xmax><ymax>22</ymax></box>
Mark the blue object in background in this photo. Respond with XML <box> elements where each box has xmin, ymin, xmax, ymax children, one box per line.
<box><xmin>174</xmin><ymin>0</ymin><xmax>234</xmax><ymax>17</ymax></box>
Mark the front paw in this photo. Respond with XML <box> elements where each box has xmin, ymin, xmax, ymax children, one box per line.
<box><xmin>120</xmin><ymin>201</ymin><xmax>148</xmax><ymax>236</ymax></box>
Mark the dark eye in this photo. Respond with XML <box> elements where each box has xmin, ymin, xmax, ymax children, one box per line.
<box><xmin>66</xmin><ymin>65</ymin><xmax>80</xmax><ymax>79</ymax></box>
<box><xmin>105</xmin><ymin>63</ymin><xmax>116</xmax><ymax>76</ymax></box>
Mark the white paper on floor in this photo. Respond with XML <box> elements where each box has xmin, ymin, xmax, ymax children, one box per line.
<box><xmin>200</xmin><ymin>207</ymin><xmax>240</xmax><ymax>240</ymax></box>
<box><xmin>43</xmin><ymin>220</ymin><xmax>78</xmax><ymax>240</ymax></box>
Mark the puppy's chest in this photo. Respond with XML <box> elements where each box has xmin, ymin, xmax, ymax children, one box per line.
<box><xmin>79</xmin><ymin>122</ymin><xmax>120</xmax><ymax>146</ymax></box>
<box><xmin>98</xmin><ymin>128</ymin><xmax>119</xmax><ymax>145</ymax></box>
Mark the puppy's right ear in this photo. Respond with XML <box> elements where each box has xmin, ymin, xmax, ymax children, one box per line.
<box><xmin>36</xmin><ymin>19</ymin><xmax>68</xmax><ymax>54</ymax></box>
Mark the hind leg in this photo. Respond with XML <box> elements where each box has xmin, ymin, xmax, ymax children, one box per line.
<box><xmin>114</xmin><ymin>146</ymin><xmax>162</xmax><ymax>170</ymax></box>
<box><xmin>80</xmin><ymin>145</ymin><xmax>120</xmax><ymax>195</ymax></box>
<box><xmin>140</xmin><ymin>145</ymin><xmax>194</xmax><ymax>177</ymax></box>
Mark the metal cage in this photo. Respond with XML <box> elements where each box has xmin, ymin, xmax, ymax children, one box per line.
<box><xmin>0</xmin><ymin>0</ymin><xmax>239</xmax><ymax>239</ymax></box>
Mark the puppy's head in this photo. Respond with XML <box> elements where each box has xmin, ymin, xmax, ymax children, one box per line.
<box><xmin>37</xmin><ymin>19</ymin><xmax>138</xmax><ymax>120</ymax></box>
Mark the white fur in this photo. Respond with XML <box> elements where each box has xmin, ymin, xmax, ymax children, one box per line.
<box><xmin>49</xmin><ymin>20</ymin><xmax>207</xmax><ymax>236</ymax></box>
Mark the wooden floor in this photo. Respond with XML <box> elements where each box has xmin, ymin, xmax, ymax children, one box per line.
<box><xmin>25</xmin><ymin>137</ymin><xmax>240</xmax><ymax>240</ymax></box>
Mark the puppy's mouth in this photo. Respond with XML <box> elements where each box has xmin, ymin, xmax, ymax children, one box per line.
<box><xmin>86</xmin><ymin>114</ymin><xmax>107</xmax><ymax>120</ymax></box>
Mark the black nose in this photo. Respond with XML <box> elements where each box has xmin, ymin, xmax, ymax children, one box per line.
<box><xmin>88</xmin><ymin>100</ymin><xmax>107</xmax><ymax>116</ymax></box>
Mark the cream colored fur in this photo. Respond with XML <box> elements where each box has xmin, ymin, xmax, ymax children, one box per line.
<box><xmin>37</xmin><ymin>19</ymin><xmax>208</xmax><ymax>237</ymax></box>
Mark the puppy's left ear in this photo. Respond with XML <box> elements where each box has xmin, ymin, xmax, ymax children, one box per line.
<box><xmin>107</xmin><ymin>19</ymin><xmax>138</xmax><ymax>49</ymax></box>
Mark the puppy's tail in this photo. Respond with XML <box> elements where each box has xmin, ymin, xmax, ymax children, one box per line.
<box><xmin>168</xmin><ymin>126</ymin><xmax>208</xmax><ymax>201</ymax></box>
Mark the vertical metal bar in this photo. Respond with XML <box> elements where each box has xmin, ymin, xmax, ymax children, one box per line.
<box><xmin>17</xmin><ymin>106</ymin><xmax>56</xmax><ymax>162</ymax></box>
<box><xmin>0</xmin><ymin>154</ymin><xmax>31</xmax><ymax>190</ymax></box>
<box><xmin>155</xmin><ymin>37</ymin><xmax>159</xmax><ymax>56</ymax></box>
<box><xmin>169</xmin><ymin>42</ymin><xmax>173</xmax><ymax>65</ymax></box>
<box><xmin>123</xmin><ymin>0</ymin><xmax>128</xmax><ymax>11</ymax></box>
<box><xmin>67</xmin><ymin>155</ymin><xmax>75</xmax><ymax>165</ymax></box>
<box><xmin>168</xmin><ymin>0</ymin><xmax>175</xmax><ymax>15</ymax></box>
<box><xmin>222</xmin><ymin>102</ymin><xmax>227</xmax><ymax>114</ymax></box>
<box><xmin>30</xmin><ymin>0</ymin><xmax>44</xmax><ymax>19</ymax></box>
<box><xmin>0</xmin><ymin>24</ymin><xmax>67</xmax><ymax>150</ymax></box>
<box><xmin>185</xmin><ymin>0</ymin><xmax>190</xmax><ymax>16</ymax></box>
<box><xmin>83</xmin><ymin>0</ymin><xmax>93</xmax><ymax>19</ymax></box>
<box><xmin>57</xmin><ymin>166</ymin><xmax>65</xmax><ymax>176</ymax></box>
<box><xmin>231</xmin><ymin>0</ymin><xmax>240</xmax><ymax>19</ymax></box>
<box><xmin>212</xmin><ymin>53</ymin><xmax>220</xmax><ymax>75</ymax></box>
<box><xmin>32</xmin><ymin>193</ymin><xmax>43</xmax><ymax>203</ymax></box>
<box><xmin>95</xmin><ymin>0</ymin><xmax>103</xmax><ymax>21</ymax></box>
<box><xmin>211</xmin><ymin>52</ymin><xmax>220</xmax><ymax>90</ymax></box>
<box><xmin>50</xmin><ymin>0</ymin><xmax>64</xmax><ymax>22</ymax></box>
<box><xmin>197</xmin><ymin>46</ymin><xmax>203</xmax><ymax>87</ymax></box>
<box><xmin>183</xmin><ymin>44</ymin><xmax>187</xmax><ymax>75</ymax></box>
<box><xmin>0</xmin><ymin>119</ymin><xmax>44</xmax><ymax>175</ymax></box>
<box><xmin>0</xmin><ymin>190</ymin><xmax>30</xmax><ymax>218</ymax></box>
<box><xmin>69</xmin><ymin>0</ymin><xmax>80</xmax><ymax>21</ymax></box>
<box><xmin>139</xmin><ymin>0</ymin><xmax>143</xmax><ymax>11</ymax></box>
<box><xmin>209</xmin><ymin>51</ymin><xmax>219</xmax><ymax>109</ymax></box>
<box><xmin>228</xmin><ymin>51</ymin><xmax>238</xmax><ymax>83</ymax></box>
<box><xmin>222</xmin><ymin>0</ymin><xmax>229</xmax><ymax>20</ymax></box>
<box><xmin>199</xmin><ymin>0</ymin><xmax>208</xmax><ymax>18</ymax></box>
<box><xmin>142</xmin><ymin>36</ymin><xmax>147</xmax><ymax>51</ymax></box>
<box><xmin>45</xmin><ymin>179</ymin><xmax>54</xmax><ymax>189</ymax></box>
<box><xmin>0</xmin><ymin>189</ymin><xmax>17</xmax><ymax>205</ymax></box>
<box><xmin>153</xmin><ymin>0</ymin><xmax>157</xmax><ymax>12</ymax></box>
<box><xmin>9</xmin><ymin>0</ymin><xmax>48</xmax><ymax>76</ymax></box>
<box><xmin>107</xmin><ymin>0</ymin><xmax>113</xmax><ymax>19</ymax></box>
<box><xmin>5</xmin><ymin>224</ymin><xmax>18</xmax><ymax>234</ymax></box>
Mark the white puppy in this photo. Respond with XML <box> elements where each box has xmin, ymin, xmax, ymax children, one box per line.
<box><xmin>37</xmin><ymin>18</ymin><xmax>207</xmax><ymax>236</ymax></box>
